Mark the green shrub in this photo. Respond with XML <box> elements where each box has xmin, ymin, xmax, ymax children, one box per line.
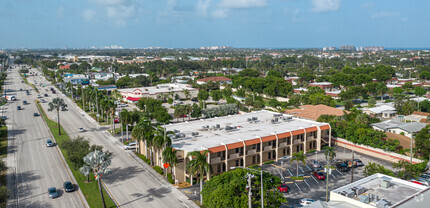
<box><xmin>249</xmin><ymin>164</ymin><xmax>259</xmax><ymax>169</ymax></box>
<box><xmin>307</xmin><ymin>150</ymin><xmax>316</xmax><ymax>153</ymax></box>
<box><xmin>153</xmin><ymin>166</ymin><xmax>164</xmax><ymax>175</ymax></box>
<box><xmin>167</xmin><ymin>173</ymin><xmax>175</xmax><ymax>184</ymax></box>
<box><xmin>291</xmin><ymin>176</ymin><xmax>304</xmax><ymax>180</ymax></box>
<box><xmin>263</xmin><ymin>161</ymin><xmax>274</xmax><ymax>165</ymax></box>
<box><xmin>135</xmin><ymin>152</ymin><xmax>150</xmax><ymax>164</ymax></box>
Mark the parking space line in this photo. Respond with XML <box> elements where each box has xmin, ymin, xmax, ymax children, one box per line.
<box><xmin>303</xmin><ymin>180</ymin><xmax>311</xmax><ymax>187</ymax></box>
<box><xmin>311</xmin><ymin>176</ymin><xmax>319</xmax><ymax>184</ymax></box>
<box><xmin>305</xmin><ymin>164</ymin><xmax>312</xmax><ymax>171</ymax></box>
<box><xmin>294</xmin><ymin>183</ymin><xmax>301</xmax><ymax>191</ymax></box>
<box><xmin>299</xmin><ymin>166</ymin><xmax>304</xmax><ymax>173</ymax></box>
<box><xmin>335</xmin><ymin>169</ymin><xmax>343</xmax><ymax>175</ymax></box>
<box><xmin>287</xmin><ymin>168</ymin><xmax>293</xmax><ymax>176</ymax></box>
<box><xmin>330</xmin><ymin>173</ymin><xmax>338</xmax><ymax>178</ymax></box>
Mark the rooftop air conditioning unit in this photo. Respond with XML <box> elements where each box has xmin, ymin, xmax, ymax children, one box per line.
<box><xmin>376</xmin><ymin>199</ymin><xmax>390</xmax><ymax>208</ymax></box>
<box><xmin>380</xmin><ymin>180</ymin><xmax>390</xmax><ymax>188</ymax></box>
<box><xmin>358</xmin><ymin>195</ymin><xmax>370</xmax><ymax>204</ymax></box>
<box><xmin>247</xmin><ymin>118</ymin><xmax>252</xmax><ymax>122</ymax></box>
<box><xmin>344</xmin><ymin>189</ymin><xmax>355</xmax><ymax>198</ymax></box>
<box><xmin>216</xmin><ymin>124</ymin><xmax>220</xmax><ymax>129</ymax></box>
<box><xmin>225</xmin><ymin>126</ymin><xmax>231</xmax><ymax>131</ymax></box>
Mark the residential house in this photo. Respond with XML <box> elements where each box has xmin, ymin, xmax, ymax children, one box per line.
<box><xmin>371</xmin><ymin>120</ymin><xmax>426</xmax><ymax>138</ymax></box>
<box><xmin>285</xmin><ymin>104</ymin><xmax>347</xmax><ymax>121</ymax></box>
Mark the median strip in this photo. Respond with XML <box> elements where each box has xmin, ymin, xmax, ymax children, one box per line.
<box><xmin>36</xmin><ymin>102</ymin><xmax>116</xmax><ymax>208</ymax></box>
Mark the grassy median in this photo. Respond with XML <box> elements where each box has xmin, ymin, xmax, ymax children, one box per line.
<box><xmin>0</xmin><ymin>126</ymin><xmax>7</xmax><ymax>159</ymax></box>
<box><xmin>36</xmin><ymin>102</ymin><xmax>116</xmax><ymax>208</ymax></box>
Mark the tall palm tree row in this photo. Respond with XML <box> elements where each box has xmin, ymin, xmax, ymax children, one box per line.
<box><xmin>162</xmin><ymin>147</ymin><xmax>178</xmax><ymax>180</ymax></box>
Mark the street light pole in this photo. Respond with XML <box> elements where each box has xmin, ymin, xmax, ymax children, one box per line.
<box><xmin>232</xmin><ymin>166</ymin><xmax>264</xmax><ymax>208</ymax></box>
<box><xmin>351</xmin><ymin>150</ymin><xmax>354</xmax><ymax>183</ymax></box>
<box><xmin>246</xmin><ymin>173</ymin><xmax>253</xmax><ymax>208</ymax></box>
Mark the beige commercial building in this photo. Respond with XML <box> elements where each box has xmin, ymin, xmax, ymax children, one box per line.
<box><xmin>138</xmin><ymin>110</ymin><xmax>331</xmax><ymax>183</ymax></box>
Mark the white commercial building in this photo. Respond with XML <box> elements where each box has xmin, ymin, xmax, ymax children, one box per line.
<box><xmin>118</xmin><ymin>83</ymin><xmax>198</xmax><ymax>102</ymax></box>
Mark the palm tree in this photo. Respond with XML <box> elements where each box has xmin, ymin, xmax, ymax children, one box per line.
<box><xmin>290</xmin><ymin>151</ymin><xmax>306</xmax><ymax>177</ymax></box>
<box><xmin>80</xmin><ymin>150</ymin><xmax>111</xmax><ymax>208</ymax></box>
<box><xmin>48</xmin><ymin>98</ymin><xmax>67</xmax><ymax>135</ymax></box>
<box><xmin>119</xmin><ymin>109</ymin><xmax>130</xmax><ymax>141</ymax></box>
<box><xmin>186</xmin><ymin>150</ymin><xmax>212</xmax><ymax>205</ymax></box>
<box><xmin>183</xmin><ymin>89</ymin><xmax>191</xmax><ymax>100</ymax></box>
<box><xmin>153</xmin><ymin>125</ymin><xmax>173</xmax><ymax>166</ymax></box>
<box><xmin>323</xmin><ymin>146</ymin><xmax>336</xmax><ymax>162</ymax></box>
<box><xmin>162</xmin><ymin>146</ymin><xmax>177</xmax><ymax>180</ymax></box>
<box><xmin>426</xmin><ymin>116</ymin><xmax>430</xmax><ymax>123</ymax></box>
<box><xmin>393</xmin><ymin>160</ymin><xmax>407</xmax><ymax>177</ymax></box>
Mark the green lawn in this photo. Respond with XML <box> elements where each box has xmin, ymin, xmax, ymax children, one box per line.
<box><xmin>0</xmin><ymin>126</ymin><xmax>7</xmax><ymax>159</ymax></box>
<box><xmin>36</xmin><ymin>103</ymin><xmax>117</xmax><ymax>208</ymax></box>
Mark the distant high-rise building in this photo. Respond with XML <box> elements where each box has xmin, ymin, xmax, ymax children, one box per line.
<box><xmin>339</xmin><ymin>45</ymin><xmax>355</xmax><ymax>51</ymax></box>
<box><xmin>323</xmin><ymin>46</ymin><xmax>336</xmax><ymax>51</ymax></box>
<box><xmin>364</xmin><ymin>46</ymin><xmax>384</xmax><ymax>52</ymax></box>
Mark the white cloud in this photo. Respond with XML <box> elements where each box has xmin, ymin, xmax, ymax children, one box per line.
<box><xmin>196</xmin><ymin>0</ymin><xmax>211</xmax><ymax>17</ymax></box>
<box><xmin>360</xmin><ymin>2</ymin><xmax>374</xmax><ymax>8</ymax></box>
<box><xmin>311</xmin><ymin>0</ymin><xmax>341</xmax><ymax>13</ymax></box>
<box><xmin>56</xmin><ymin>5</ymin><xmax>64</xmax><ymax>18</ymax></box>
<box><xmin>90</xmin><ymin>0</ymin><xmax>127</xmax><ymax>6</ymax></box>
<box><xmin>211</xmin><ymin>9</ymin><xmax>228</xmax><ymax>19</ymax></box>
<box><xmin>292</xmin><ymin>8</ymin><xmax>300</xmax><ymax>22</ymax></box>
<box><xmin>106</xmin><ymin>5</ymin><xmax>135</xmax><ymax>19</ymax></box>
<box><xmin>219</xmin><ymin>0</ymin><xmax>268</xmax><ymax>9</ymax></box>
<box><xmin>371</xmin><ymin>11</ymin><xmax>399</xmax><ymax>19</ymax></box>
<box><xmin>82</xmin><ymin>9</ymin><xmax>96</xmax><ymax>22</ymax></box>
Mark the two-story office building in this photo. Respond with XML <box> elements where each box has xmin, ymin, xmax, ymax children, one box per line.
<box><xmin>138</xmin><ymin>110</ymin><xmax>331</xmax><ymax>183</ymax></box>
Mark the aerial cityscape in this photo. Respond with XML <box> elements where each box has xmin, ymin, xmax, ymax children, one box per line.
<box><xmin>0</xmin><ymin>0</ymin><xmax>429</xmax><ymax>208</ymax></box>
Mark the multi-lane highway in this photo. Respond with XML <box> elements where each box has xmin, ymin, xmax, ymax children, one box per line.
<box><xmin>26</xmin><ymin>68</ymin><xmax>197</xmax><ymax>208</ymax></box>
<box><xmin>5</xmin><ymin>67</ymin><xmax>88</xmax><ymax>207</ymax></box>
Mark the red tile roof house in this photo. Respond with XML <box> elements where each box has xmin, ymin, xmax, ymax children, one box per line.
<box><xmin>308</xmin><ymin>82</ymin><xmax>336</xmax><ymax>92</ymax></box>
<box><xmin>196</xmin><ymin>76</ymin><xmax>232</xmax><ymax>85</ymax></box>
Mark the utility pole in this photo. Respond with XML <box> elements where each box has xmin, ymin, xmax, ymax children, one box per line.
<box><xmin>351</xmin><ymin>150</ymin><xmax>354</xmax><ymax>183</ymax></box>
<box><xmin>261</xmin><ymin>170</ymin><xmax>264</xmax><ymax>208</ymax></box>
<box><xmin>325</xmin><ymin>163</ymin><xmax>330</xmax><ymax>202</ymax></box>
<box><xmin>246</xmin><ymin>173</ymin><xmax>254</xmax><ymax>208</ymax></box>
<box><xmin>410</xmin><ymin>135</ymin><xmax>414</xmax><ymax>163</ymax></box>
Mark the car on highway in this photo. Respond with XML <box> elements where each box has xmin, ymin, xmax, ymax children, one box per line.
<box><xmin>277</xmin><ymin>183</ymin><xmax>289</xmax><ymax>193</ymax></box>
<box><xmin>46</xmin><ymin>139</ymin><xmax>54</xmax><ymax>147</ymax></box>
<box><xmin>123</xmin><ymin>142</ymin><xmax>137</xmax><ymax>150</ymax></box>
<box><xmin>17</xmin><ymin>106</ymin><xmax>22</xmax><ymax>110</ymax></box>
<box><xmin>34</xmin><ymin>113</ymin><xmax>39</xmax><ymax>116</ymax></box>
<box><xmin>114</xmin><ymin>118</ymin><xmax>120</xmax><ymax>123</ymax></box>
<box><xmin>37</xmin><ymin>95</ymin><xmax>42</xmax><ymax>98</ymax></box>
<box><xmin>78</xmin><ymin>128</ymin><xmax>85</xmax><ymax>132</ymax></box>
<box><xmin>23</xmin><ymin>101</ymin><xmax>28</xmax><ymax>105</ymax></box>
<box><xmin>63</xmin><ymin>181</ymin><xmax>75</xmax><ymax>192</ymax></box>
<box><xmin>299</xmin><ymin>198</ymin><xmax>315</xmax><ymax>205</ymax></box>
<box><xmin>20</xmin><ymin>88</ymin><xmax>22</xmax><ymax>91</ymax></box>
<box><xmin>44</xmin><ymin>94</ymin><xmax>48</xmax><ymax>97</ymax></box>
<box><xmin>40</xmin><ymin>99</ymin><xmax>46</xmax><ymax>103</ymax></box>
<box><xmin>48</xmin><ymin>187</ymin><xmax>59</xmax><ymax>198</ymax></box>
<box><xmin>313</xmin><ymin>171</ymin><xmax>326</xmax><ymax>180</ymax></box>
<box><xmin>1</xmin><ymin>116</ymin><xmax>7</xmax><ymax>120</ymax></box>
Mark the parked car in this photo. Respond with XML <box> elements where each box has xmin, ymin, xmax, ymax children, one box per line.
<box><xmin>277</xmin><ymin>184</ymin><xmax>289</xmax><ymax>193</ymax></box>
<box><xmin>48</xmin><ymin>187</ymin><xmax>59</xmax><ymax>198</ymax></box>
<box><xmin>311</xmin><ymin>160</ymin><xmax>321</xmax><ymax>168</ymax></box>
<box><xmin>313</xmin><ymin>171</ymin><xmax>326</xmax><ymax>180</ymax></box>
<box><xmin>114</xmin><ymin>118</ymin><xmax>120</xmax><ymax>123</ymax></box>
<box><xmin>299</xmin><ymin>198</ymin><xmax>315</xmax><ymax>205</ymax></box>
<box><xmin>123</xmin><ymin>142</ymin><xmax>137</xmax><ymax>150</ymax></box>
<box><xmin>354</xmin><ymin>159</ymin><xmax>364</xmax><ymax>167</ymax></box>
<box><xmin>34</xmin><ymin>113</ymin><xmax>39</xmax><ymax>117</ymax></box>
<box><xmin>63</xmin><ymin>181</ymin><xmax>75</xmax><ymax>192</ymax></box>
<box><xmin>336</xmin><ymin>162</ymin><xmax>350</xmax><ymax>172</ymax></box>
<box><xmin>78</xmin><ymin>128</ymin><xmax>85</xmax><ymax>132</ymax></box>
<box><xmin>1</xmin><ymin>116</ymin><xmax>7</xmax><ymax>120</ymax></box>
<box><xmin>46</xmin><ymin>139</ymin><xmax>54</xmax><ymax>147</ymax></box>
<box><xmin>191</xmin><ymin>98</ymin><xmax>198</xmax><ymax>102</ymax></box>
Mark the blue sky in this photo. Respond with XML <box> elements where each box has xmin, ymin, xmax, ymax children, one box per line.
<box><xmin>0</xmin><ymin>0</ymin><xmax>429</xmax><ymax>49</ymax></box>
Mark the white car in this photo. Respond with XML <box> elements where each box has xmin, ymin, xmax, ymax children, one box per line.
<box><xmin>37</xmin><ymin>95</ymin><xmax>42</xmax><ymax>98</ymax></box>
<box><xmin>78</xmin><ymin>128</ymin><xmax>85</xmax><ymax>132</ymax></box>
<box><xmin>299</xmin><ymin>198</ymin><xmax>315</xmax><ymax>205</ymax></box>
<box><xmin>123</xmin><ymin>142</ymin><xmax>137</xmax><ymax>150</ymax></box>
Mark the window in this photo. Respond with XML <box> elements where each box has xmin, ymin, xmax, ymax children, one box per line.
<box><xmin>235</xmin><ymin>148</ymin><xmax>239</xmax><ymax>153</ymax></box>
<box><xmin>217</xmin><ymin>164</ymin><xmax>221</xmax><ymax>173</ymax></box>
<box><xmin>252</xmin><ymin>156</ymin><xmax>256</xmax><ymax>164</ymax></box>
<box><xmin>235</xmin><ymin>160</ymin><xmax>239</xmax><ymax>166</ymax></box>
<box><xmin>268</xmin><ymin>152</ymin><xmax>271</xmax><ymax>159</ymax></box>
<box><xmin>283</xmin><ymin>148</ymin><xmax>286</xmax><ymax>155</ymax></box>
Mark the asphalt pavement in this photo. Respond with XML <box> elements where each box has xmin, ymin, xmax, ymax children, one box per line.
<box><xmin>5</xmin><ymin>68</ymin><xmax>88</xmax><ymax>208</ymax></box>
<box><xmin>27</xmin><ymin>68</ymin><xmax>198</xmax><ymax>208</ymax></box>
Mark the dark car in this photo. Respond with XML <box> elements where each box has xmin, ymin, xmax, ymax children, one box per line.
<box><xmin>48</xmin><ymin>187</ymin><xmax>59</xmax><ymax>198</ymax></box>
<box><xmin>17</xmin><ymin>106</ymin><xmax>22</xmax><ymax>110</ymax></box>
<box><xmin>44</xmin><ymin>94</ymin><xmax>48</xmax><ymax>97</ymax></box>
<box><xmin>23</xmin><ymin>101</ymin><xmax>28</xmax><ymax>105</ymax></box>
<box><xmin>34</xmin><ymin>113</ymin><xmax>39</xmax><ymax>116</ymax></box>
<box><xmin>313</xmin><ymin>171</ymin><xmax>326</xmax><ymax>180</ymax></box>
<box><xmin>191</xmin><ymin>98</ymin><xmax>198</xmax><ymax>102</ymax></box>
<box><xmin>52</xmin><ymin>91</ymin><xmax>56</xmax><ymax>94</ymax></box>
<box><xmin>336</xmin><ymin>162</ymin><xmax>350</xmax><ymax>172</ymax></box>
<box><xmin>46</xmin><ymin>139</ymin><xmax>54</xmax><ymax>147</ymax></box>
<box><xmin>354</xmin><ymin>159</ymin><xmax>364</xmax><ymax>167</ymax></box>
<box><xmin>63</xmin><ymin>181</ymin><xmax>75</xmax><ymax>192</ymax></box>
<box><xmin>1</xmin><ymin>116</ymin><xmax>7</xmax><ymax>120</ymax></box>
<box><xmin>277</xmin><ymin>184</ymin><xmax>289</xmax><ymax>193</ymax></box>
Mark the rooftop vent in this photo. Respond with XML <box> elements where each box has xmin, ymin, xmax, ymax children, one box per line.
<box><xmin>358</xmin><ymin>195</ymin><xmax>370</xmax><ymax>204</ymax></box>
<box><xmin>192</xmin><ymin>132</ymin><xmax>199</xmax><ymax>136</ymax></box>
<box><xmin>380</xmin><ymin>180</ymin><xmax>390</xmax><ymax>188</ymax></box>
<box><xmin>376</xmin><ymin>199</ymin><xmax>390</xmax><ymax>208</ymax></box>
<box><xmin>350</xmin><ymin>186</ymin><xmax>366</xmax><ymax>195</ymax></box>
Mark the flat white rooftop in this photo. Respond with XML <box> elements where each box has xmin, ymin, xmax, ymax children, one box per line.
<box><xmin>330</xmin><ymin>173</ymin><xmax>428</xmax><ymax>208</ymax></box>
<box><xmin>118</xmin><ymin>83</ymin><xmax>197</xmax><ymax>95</ymax></box>
<box><xmin>168</xmin><ymin>110</ymin><xmax>329</xmax><ymax>153</ymax></box>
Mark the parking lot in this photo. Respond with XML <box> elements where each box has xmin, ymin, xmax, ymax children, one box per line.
<box><xmin>260</xmin><ymin>145</ymin><xmax>396</xmax><ymax>206</ymax></box>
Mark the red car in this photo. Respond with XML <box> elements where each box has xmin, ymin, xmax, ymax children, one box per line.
<box><xmin>313</xmin><ymin>171</ymin><xmax>326</xmax><ymax>180</ymax></box>
<box><xmin>114</xmin><ymin>118</ymin><xmax>120</xmax><ymax>123</ymax></box>
<box><xmin>277</xmin><ymin>184</ymin><xmax>289</xmax><ymax>193</ymax></box>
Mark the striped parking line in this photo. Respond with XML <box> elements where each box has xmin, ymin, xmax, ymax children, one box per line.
<box><xmin>303</xmin><ymin>180</ymin><xmax>311</xmax><ymax>187</ymax></box>
<box><xmin>294</xmin><ymin>183</ymin><xmax>301</xmax><ymax>191</ymax></box>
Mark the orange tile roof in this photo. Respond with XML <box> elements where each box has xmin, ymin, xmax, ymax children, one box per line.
<box><xmin>244</xmin><ymin>138</ymin><xmax>261</xmax><ymax>146</ymax></box>
<box><xmin>261</xmin><ymin>135</ymin><xmax>277</xmax><ymax>142</ymax></box>
<box><xmin>208</xmin><ymin>145</ymin><xmax>226</xmax><ymax>153</ymax></box>
<box><xmin>412</xmin><ymin>111</ymin><xmax>430</xmax><ymax>117</ymax></box>
<box><xmin>285</xmin><ymin>104</ymin><xmax>347</xmax><ymax>121</ymax></box>
<box><xmin>292</xmin><ymin>129</ymin><xmax>305</xmax><ymax>136</ymax></box>
<box><xmin>226</xmin><ymin>142</ymin><xmax>244</xmax><ymax>149</ymax></box>
<box><xmin>385</xmin><ymin>132</ymin><xmax>415</xmax><ymax>149</ymax></box>
<box><xmin>197</xmin><ymin>76</ymin><xmax>231</xmax><ymax>82</ymax></box>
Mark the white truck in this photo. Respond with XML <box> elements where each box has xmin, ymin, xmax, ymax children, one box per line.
<box><xmin>3</xmin><ymin>95</ymin><xmax>16</xmax><ymax>101</ymax></box>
